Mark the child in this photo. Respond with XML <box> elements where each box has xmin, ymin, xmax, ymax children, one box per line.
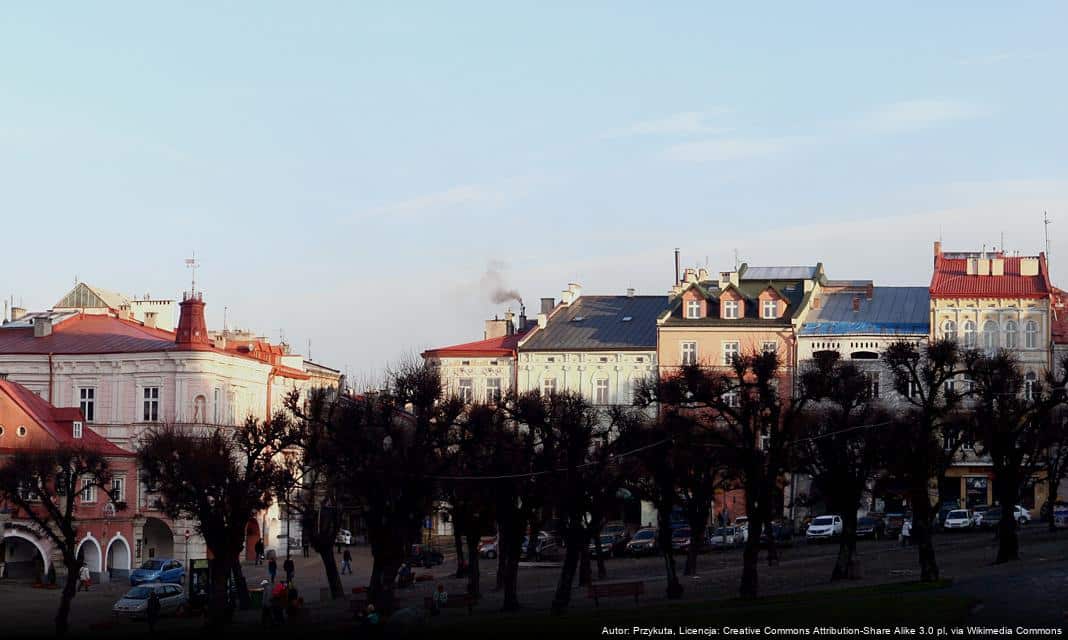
<box><xmin>431</xmin><ymin>583</ymin><xmax>448</xmax><ymax>615</ymax></box>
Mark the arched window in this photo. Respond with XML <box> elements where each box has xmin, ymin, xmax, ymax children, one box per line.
<box><xmin>941</xmin><ymin>320</ymin><xmax>957</xmax><ymax>342</ymax></box>
<box><xmin>1004</xmin><ymin>320</ymin><xmax>1018</xmax><ymax>349</ymax></box>
<box><xmin>982</xmin><ymin>320</ymin><xmax>999</xmax><ymax>353</ymax></box>
<box><xmin>193</xmin><ymin>395</ymin><xmax>206</xmax><ymax>423</ymax></box>
<box><xmin>962</xmin><ymin>320</ymin><xmax>977</xmax><ymax>348</ymax></box>
<box><xmin>1025</xmin><ymin>320</ymin><xmax>1039</xmax><ymax>349</ymax></box>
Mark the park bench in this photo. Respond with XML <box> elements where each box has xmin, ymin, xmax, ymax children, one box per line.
<box><xmin>587</xmin><ymin>580</ymin><xmax>645</xmax><ymax>607</ymax></box>
<box><xmin>423</xmin><ymin>593</ymin><xmax>477</xmax><ymax>615</ymax></box>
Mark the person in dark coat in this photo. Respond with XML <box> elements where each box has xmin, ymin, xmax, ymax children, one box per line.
<box><xmin>254</xmin><ymin>539</ymin><xmax>265</xmax><ymax>565</ymax></box>
<box><xmin>267</xmin><ymin>557</ymin><xmax>278</xmax><ymax>583</ymax></box>
<box><xmin>283</xmin><ymin>556</ymin><xmax>295</xmax><ymax>584</ymax></box>
<box><xmin>341</xmin><ymin>548</ymin><xmax>352</xmax><ymax>575</ymax></box>
<box><xmin>146</xmin><ymin>589</ymin><xmax>161</xmax><ymax>632</ymax></box>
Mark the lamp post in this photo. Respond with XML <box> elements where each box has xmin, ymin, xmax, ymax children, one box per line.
<box><xmin>184</xmin><ymin>529</ymin><xmax>190</xmax><ymax>592</ymax></box>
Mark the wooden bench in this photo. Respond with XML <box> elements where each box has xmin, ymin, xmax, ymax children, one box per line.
<box><xmin>423</xmin><ymin>593</ymin><xmax>477</xmax><ymax>615</ymax></box>
<box><xmin>587</xmin><ymin>581</ymin><xmax>645</xmax><ymax>607</ymax></box>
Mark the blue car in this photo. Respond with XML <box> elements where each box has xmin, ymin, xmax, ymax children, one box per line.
<box><xmin>129</xmin><ymin>558</ymin><xmax>185</xmax><ymax>586</ymax></box>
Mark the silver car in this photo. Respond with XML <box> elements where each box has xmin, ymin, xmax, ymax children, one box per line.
<box><xmin>112</xmin><ymin>583</ymin><xmax>188</xmax><ymax>619</ymax></box>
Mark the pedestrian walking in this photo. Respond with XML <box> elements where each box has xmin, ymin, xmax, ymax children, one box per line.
<box><xmin>146</xmin><ymin>589</ymin><xmax>161</xmax><ymax>632</ymax></box>
<box><xmin>268</xmin><ymin>557</ymin><xmax>278</xmax><ymax>583</ymax></box>
<box><xmin>301</xmin><ymin>540</ymin><xmax>309</xmax><ymax>558</ymax></box>
<box><xmin>900</xmin><ymin>519</ymin><xmax>912</xmax><ymax>546</ymax></box>
<box><xmin>254</xmin><ymin>539</ymin><xmax>265</xmax><ymax>565</ymax></box>
<box><xmin>283</xmin><ymin>556</ymin><xmax>295</xmax><ymax>584</ymax></box>
<box><xmin>78</xmin><ymin>563</ymin><xmax>91</xmax><ymax>592</ymax></box>
<box><xmin>341</xmin><ymin>548</ymin><xmax>352</xmax><ymax>575</ymax></box>
<box><xmin>259</xmin><ymin>579</ymin><xmax>272</xmax><ymax>626</ymax></box>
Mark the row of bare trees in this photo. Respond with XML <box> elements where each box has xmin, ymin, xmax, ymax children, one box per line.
<box><xmin>3</xmin><ymin>339</ymin><xmax>1068</xmax><ymax>633</ymax></box>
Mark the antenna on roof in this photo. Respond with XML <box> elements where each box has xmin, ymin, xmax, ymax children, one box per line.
<box><xmin>1044</xmin><ymin>211</ymin><xmax>1052</xmax><ymax>269</ymax></box>
<box><xmin>733</xmin><ymin>248</ymin><xmax>739</xmax><ymax>270</ymax></box>
<box><xmin>307</xmin><ymin>339</ymin><xmax>312</xmax><ymax>361</ymax></box>
<box><xmin>184</xmin><ymin>252</ymin><xmax>200</xmax><ymax>294</ymax></box>
<box><xmin>223</xmin><ymin>306</ymin><xmax>229</xmax><ymax>334</ymax></box>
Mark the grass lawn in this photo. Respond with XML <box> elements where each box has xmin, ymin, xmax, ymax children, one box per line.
<box><xmin>422</xmin><ymin>580</ymin><xmax>973</xmax><ymax>637</ymax></box>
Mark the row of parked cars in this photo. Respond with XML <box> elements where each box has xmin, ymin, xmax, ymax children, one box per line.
<box><xmin>941</xmin><ymin>504</ymin><xmax>1031</xmax><ymax>530</ymax></box>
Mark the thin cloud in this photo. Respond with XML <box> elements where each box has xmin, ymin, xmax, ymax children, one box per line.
<box><xmin>858</xmin><ymin>99</ymin><xmax>992</xmax><ymax>134</ymax></box>
<box><xmin>663</xmin><ymin>136</ymin><xmax>811</xmax><ymax>163</ymax></box>
<box><xmin>346</xmin><ymin>175</ymin><xmax>545</xmax><ymax>222</ymax></box>
<box><xmin>604</xmin><ymin>110</ymin><xmax>733</xmax><ymax>138</ymax></box>
<box><xmin>957</xmin><ymin>51</ymin><xmax>1043</xmax><ymax>66</ymax></box>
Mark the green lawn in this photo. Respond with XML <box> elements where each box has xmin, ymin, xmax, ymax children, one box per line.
<box><xmin>423</xmin><ymin>580</ymin><xmax>973</xmax><ymax>637</ymax></box>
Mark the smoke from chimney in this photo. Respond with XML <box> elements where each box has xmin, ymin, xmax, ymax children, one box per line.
<box><xmin>481</xmin><ymin>260</ymin><xmax>523</xmax><ymax>306</ymax></box>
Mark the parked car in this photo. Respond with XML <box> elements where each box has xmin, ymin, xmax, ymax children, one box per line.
<box><xmin>943</xmin><ymin>509</ymin><xmax>973</xmax><ymax>531</ymax></box>
<box><xmin>733</xmin><ymin>517</ymin><xmax>750</xmax><ymax>543</ymax></box>
<box><xmin>977</xmin><ymin>507</ymin><xmax>1002</xmax><ymax>529</ymax></box>
<box><xmin>707</xmin><ymin>526</ymin><xmax>744</xmax><ymax>549</ymax></box>
<box><xmin>1053</xmin><ymin>504</ymin><xmax>1068</xmax><ymax>528</ymax></box>
<box><xmin>670</xmin><ymin>527</ymin><xmax>693</xmax><ymax>552</ymax></box>
<box><xmin>805</xmin><ymin>515</ymin><xmax>843</xmax><ymax>541</ymax></box>
<box><xmin>478</xmin><ymin>537</ymin><xmax>498</xmax><ymax>559</ymax></box>
<box><xmin>1013</xmin><ymin>505</ymin><xmax>1032</xmax><ymax>525</ymax></box>
<box><xmin>409</xmin><ymin>544</ymin><xmax>444</xmax><ymax>567</ymax></box>
<box><xmin>335</xmin><ymin>529</ymin><xmax>353</xmax><ymax>546</ymax></box>
<box><xmin>600</xmin><ymin>523</ymin><xmax>631</xmax><ymax>556</ymax></box>
<box><xmin>883</xmin><ymin>513</ymin><xmax>906</xmax><ymax>538</ymax></box>
<box><xmin>856</xmin><ymin>516</ymin><xmax>885</xmax><ymax>540</ymax></box>
<box><xmin>588</xmin><ymin>534</ymin><xmax>619</xmax><ymax>557</ymax></box>
<box><xmin>625</xmin><ymin>528</ymin><xmax>658</xmax><ymax>556</ymax></box>
<box><xmin>521</xmin><ymin>531</ymin><xmax>556</xmax><ymax>561</ymax></box>
<box><xmin>936</xmin><ymin>500</ymin><xmax>960</xmax><ymax>527</ymax></box>
<box><xmin>130</xmin><ymin>558</ymin><xmax>184</xmax><ymax>586</ymax></box>
<box><xmin>113</xmin><ymin>583</ymin><xmax>188</xmax><ymax>619</ymax></box>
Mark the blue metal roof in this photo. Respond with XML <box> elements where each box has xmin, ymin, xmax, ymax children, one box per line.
<box><xmin>799</xmin><ymin>286</ymin><xmax>929</xmax><ymax>336</ymax></box>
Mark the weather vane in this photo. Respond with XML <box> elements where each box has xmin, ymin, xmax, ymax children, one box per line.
<box><xmin>185</xmin><ymin>252</ymin><xmax>200</xmax><ymax>294</ymax></box>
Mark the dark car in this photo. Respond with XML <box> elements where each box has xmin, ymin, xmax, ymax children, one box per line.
<box><xmin>588</xmin><ymin>534</ymin><xmax>619</xmax><ymax>557</ymax></box>
<box><xmin>883</xmin><ymin>513</ymin><xmax>905</xmax><ymax>538</ymax></box>
<box><xmin>856</xmin><ymin>516</ymin><xmax>885</xmax><ymax>540</ymax></box>
<box><xmin>409</xmin><ymin>544</ymin><xmax>444</xmax><ymax>568</ymax></box>
<box><xmin>624</xmin><ymin>528</ymin><xmax>658</xmax><ymax>556</ymax></box>
<box><xmin>978</xmin><ymin>507</ymin><xmax>1002</xmax><ymax>529</ymax></box>
<box><xmin>670</xmin><ymin>527</ymin><xmax>694</xmax><ymax>552</ymax></box>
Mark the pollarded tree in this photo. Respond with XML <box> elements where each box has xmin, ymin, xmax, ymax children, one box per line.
<box><xmin>794</xmin><ymin>350</ymin><xmax>889</xmax><ymax>580</ymax></box>
<box><xmin>882</xmin><ymin>338</ymin><xmax>971</xmax><ymax>582</ymax></box>
<box><xmin>0</xmin><ymin>446</ymin><xmax>120</xmax><ymax>638</ymax></box>
<box><xmin>1039</xmin><ymin>403</ymin><xmax>1068</xmax><ymax>532</ymax></box>
<box><xmin>138</xmin><ymin>416</ymin><xmax>301</xmax><ymax>628</ymax></box>
<box><xmin>963</xmin><ymin>350</ymin><xmax>1068</xmax><ymax>562</ymax></box>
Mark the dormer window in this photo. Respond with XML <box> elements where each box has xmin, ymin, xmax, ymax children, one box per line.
<box><xmin>73</xmin><ymin>421</ymin><xmax>83</xmax><ymax>439</ymax></box>
<box><xmin>722</xmin><ymin>300</ymin><xmax>739</xmax><ymax>319</ymax></box>
<box><xmin>686</xmin><ymin>300</ymin><xmax>701</xmax><ymax>319</ymax></box>
<box><xmin>761</xmin><ymin>300</ymin><xmax>777</xmax><ymax>319</ymax></box>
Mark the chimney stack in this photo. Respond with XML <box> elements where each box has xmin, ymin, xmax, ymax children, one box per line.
<box><xmin>540</xmin><ymin>297</ymin><xmax>555</xmax><ymax>315</ymax></box>
<box><xmin>11</xmin><ymin>307</ymin><xmax>26</xmax><ymax>322</ymax></box>
<box><xmin>674</xmin><ymin>248</ymin><xmax>681</xmax><ymax>286</ymax></box>
<box><xmin>34</xmin><ymin>316</ymin><xmax>53</xmax><ymax>337</ymax></box>
<box><xmin>626</xmin><ymin>288</ymin><xmax>635</xmax><ymax>297</ymax></box>
<box><xmin>852</xmin><ymin>296</ymin><xmax>861</xmax><ymax>313</ymax></box>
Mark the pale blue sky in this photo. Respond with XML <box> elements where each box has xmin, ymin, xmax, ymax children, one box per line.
<box><xmin>3</xmin><ymin>3</ymin><xmax>1067</xmax><ymax>380</ymax></box>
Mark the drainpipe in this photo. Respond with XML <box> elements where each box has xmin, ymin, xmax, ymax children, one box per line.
<box><xmin>48</xmin><ymin>353</ymin><xmax>55</xmax><ymax>403</ymax></box>
<box><xmin>266</xmin><ymin>369</ymin><xmax>274</xmax><ymax>419</ymax></box>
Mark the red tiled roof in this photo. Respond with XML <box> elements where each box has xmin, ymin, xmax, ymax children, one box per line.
<box><xmin>930</xmin><ymin>254</ymin><xmax>1052</xmax><ymax>299</ymax></box>
<box><xmin>1052</xmin><ymin>288</ymin><xmax>1068</xmax><ymax>344</ymax></box>
<box><xmin>0</xmin><ymin>379</ymin><xmax>133</xmax><ymax>456</ymax></box>
<box><xmin>421</xmin><ymin>328</ymin><xmax>531</xmax><ymax>358</ymax></box>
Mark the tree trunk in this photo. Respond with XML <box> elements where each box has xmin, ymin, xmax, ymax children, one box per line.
<box><xmin>501</xmin><ymin>524</ymin><xmax>523</xmax><ymax>611</ymax></box>
<box><xmin>1048</xmin><ymin>475</ymin><xmax>1061</xmax><ymax>533</ymax></box>
<box><xmin>550</xmin><ymin>525</ymin><xmax>584</xmax><ymax>614</ymax></box>
<box><xmin>594</xmin><ymin>535</ymin><xmax>607</xmax><ymax>579</ymax></box>
<box><xmin>207</xmin><ymin>555</ymin><xmax>234</xmax><ymax>628</ymax></box>
<box><xmin>231</xmin><ymin>561</ymin><xmax>251</xmax><ymax>609</ymax></box>
<box><xmin>578</xmin><ymin>541</ymin><xmax>591</xmax><ymax>586</ymax></box>
<box><xmin>740</xmin><ymin>510</ymin><xmax>763</xmax><ymax>599</ymax></box>
<box><xmin>910</xmin><ymin>486</ymin><xmax>939</xmax><ymax>582</ymax></box>
<box><xmin>315</xmin><ymin>542</ymin><xmax>344</xmax><ymax>599</ymax></box>
<box><xmin>994</xmin><ymin>465</ymin><xmax>1021</xmax><ymax>564</ymax></box>
<box><xmin>54</xmin><ymin>556</ymin><xmax>79</xmax><ymax>638</ymax></box>
<box><xmin>453</xmin><ymin>526</ymin><xmax>465</xmax><ymax>578</ymax></box>
<box><xmin>367</xmin><ymin>525</ymin><xmax>401</xmax><ymax>612</ymax></box>
<box><xmin>832</xmin><ymin>510</ymin><xmax>860</xmax><ymax>580</ymax></box>
<box><xmin>765</xmin><ymin>520</ymin><xmax>779</xmax><ymax>567</ymax></box>
<box><xmin>657</xmin><ymin>500</ymin><xmax>683</xmax><ymax>599</ymax></box>
<box><xmin>465</xmin><ymin>530</ymin><xmax>481</xmax><ymax>597</ymax></box>
<box><xmin>684</xmin><ymin>521</ymin><xmax>707</xmax><ymax>576</ymax></box>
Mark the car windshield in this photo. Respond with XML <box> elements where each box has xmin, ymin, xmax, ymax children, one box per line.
<box><xmin>139</xmin><ymin>561</ymin><xmax>164</xmax><ymax>571</ymax></box>
<box><xmin>715</xmin><ymin>528</ymin><xmax>732</xmax><ymax>536</ymax></box>
<box><xmin>603</xmin><ymin>525</ymin><xmax>624</xmax><ymax>535</ymax></box>
<box><xmin>949</xmin><ymin>510</ymin><xmax>968</xmax><ymax>518</ymax></box>
<box><xmin>124</xmin><ymin>587</ymin><xmax>154</xmax><ymax>600</ymax></box>
<box><xmin>633</xmin><ymin>530</ymin><xmax>654</xmax><ymax>540</ymax></box>
<box><xmin>812</xmin><ymin>517</ymin><xmax>834</xmax><ymax>526</ymax></box>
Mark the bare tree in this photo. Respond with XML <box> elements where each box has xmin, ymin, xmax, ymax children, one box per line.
<box><xmin>1039</xmin><ymin>404</ymin><xmax>1068</xmax><ymax>532</ymax></box>
<box><xmin>0</xmin><ymin>447</ymin><xmax>120</xmax><ymax>637</ymax></box>
<box><xmin>138</xmin><ymin>418</ymin><xmax>300</xmax><ymax>628</ymax></box>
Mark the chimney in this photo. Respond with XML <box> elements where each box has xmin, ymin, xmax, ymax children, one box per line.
<box><xmin>812</xmin><ymin>296</ymin><xmax>821</xmax><ymax>310</ymax></box>
<box><xmin>866</xmin><ymin>282</ymin><xmax>874</xmax><ymax>300</ymax></box>
<box><xmin>11</xmin><ymin>307</ymin><xmax>26</xmax><ymax>321</ymax></box>
<box><xmin>504</xmin><ymin>310</ymin><xmax>516</xmax><ymax>335</ymax></box>
<box><xmin>540</xmin><ymin>297</ymin><xmax>555</xmax><ymax>315</ymax></box>
<box><xmin>518</xmin><ymin>304</ymin><xmax>527</xmax><ymax>332</ymax></box>
<box><xmin>175</xmin><ymin>291</ymin><xmax>211</xmax><ymax>349</ymax></box>
<box><xmin>537</xmin><ymin>312</ymin><xmax>548</xmax><ymax>329</ymax></box>
<box><xmin>674</xmin><ymin>248</ymin><xmax>680</xmax><ymax>286</ymax></box>
<box><xmin>934</xmin><ymin>240</ymin><xmax>942</xmax><ymax>257</ymax></box>
<box><xmin>484</xmin><ymin>316</ymin><xmax>512</xmax><ymax>339</ymax></box>
<box><xmin>143</xmin><ymin>312</ymin><xmax>158</xmax><ymax>329</ymax></box>
<box><xmin>34</xmin><ymin>316</ymin><xmax>53</xmax><ymax>337</ymax></box>
<box><xmin>626</xmin><ymin>288</ymin><xmax>635</xmax><ymax>297</ymax></box>
<box><xmin>977</xmin><ymin>258</ymin><xmax>990</xmax><ymax>276</ymax></box>
<box><xmin>967</xmin><ymin>257</ymin><xmax>978</xmax><ymax>275</ymax></box>
<box><xmin>852</xmin><ymin>296</ymin><xmax>861</xmax><ymax>313</ymax></box>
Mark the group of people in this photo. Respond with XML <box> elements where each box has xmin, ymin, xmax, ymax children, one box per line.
<box><xmin>261</xmin><ymin>579</ymin><xmax>302</xmax><ymax>627</ymax></box>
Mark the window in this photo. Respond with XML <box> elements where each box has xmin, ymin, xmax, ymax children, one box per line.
<box><xmin>761</xmin><ymin>299</ymin><xmax>777</xmax><ymax>319</ymax></box>
<box><xmin>486</xmin><ymin>378</ymin><xmax>502</xmax><ymax>403</ymax></box>
<box><xmin>908</xmin><ymin>381</ymin><xmax>922</xmax><ymax>399</ymax></box>
<box><xmin>213</xmin><ymin>388</ymin><xmax>221</xmax><ymax>424</ymax></box>
<box><xmin>193</xmin><ymin>395</ymin><xmax>206</xmax><ymax>423</ymax></box>
<box><xmin>81</xmin><ymin>478</ymin><xmax>96</xmax><ymax>503</ymax></box>
<box><xmin>594</xmin><ymin>378</ymin><xmax>610</xmax><ymax>405</ymax></box>
<box><xmin>542</xmin><ymin>377</ymin><xmax>557</xmax><ymax>396</ymax></box>
<box><xmin>962</xmin><ymin>320</ymin><xmax>977</xmax><ymax>348</ymax></box>
<box><xmin>864</xmin><ymin>372</ymin><xmax>880</xmax><ymax>399</ymax></box>
<box><xmin>1004</xmin><ymin>321</ymin><xmax>1018</xmax><ymax>349</ymax></box>
<box><xmin>457</xmin><ymin>378</ymin><xmax>473</xmax><ymax>403</ymax></box>
<box><xmin>142</xmin><ymin>387</ymin><xmax>160</xmax><ymax>422</ymax></box>
<box><xmin>982</xmin><ymin>320</ymin><xmax>999</xmax><ymax>353</ymax></box>
<box><xmin>112</xmin><ymin>477</ymin><xmax>125</xmax><ymax>502</ymax></box>
<box><xmin>681</xmin><ymin>341</ymin><xmax>698</xmax><ymax>366</ymax></box>
<box><xmin>1025</xmin><ymin>320</ymin><xmax>1038</xmax><ymax>349</ymax></box>
<box><xmin>722</xmin><ymin>389</ymin><xmax>740</xmax><ymax>408</ymax></box>
<box><xmin>1024</xmin><ymin>372</ymin><xmax>1037</xmax><ymax>401</ymax></box>
<box><xmin>723</xmin><ymin>341</ymin><xmax>740</xmax><ymax>366</ymax></box>
<box><xmin>941</xmin><ymin>320</ymin><xmax>957</xmax><ymax>341</ymax></box>
<box><xmin>759</xmin><ymin>433</ymin><xmax>770</xmax><ymax>451</ymax></box>
<box><xmin>762</xmin><ymin>341</ymin><xmax>777</xmax><ymax>355</ymax></box>
<box><xmin>73</xmin><ymin>421</ymin><xmax>83</xmax><ymax>439</ymax></box>
<box><xmin>686</xmin><ymin>300</ymin><xmax>701</xmax><ymax>319</ymax></box>
<box><xmin>79</xmin><ymin>388</ymin><xmax>95</xmax><ymax>422</ymax></box>
<box><xmin>0</xmin><ymin>425</ymin><xmax>4</xmax><ymax>437</ymax></box>
<box><xmin>17</xmin><ymin>425</ymin><xmax>27</xmax><ymax>437</ymax></box>
<box><xmin>722</xmin><ymin>300</ymin><xmax>739</xmax><ymax>319</ymax></box>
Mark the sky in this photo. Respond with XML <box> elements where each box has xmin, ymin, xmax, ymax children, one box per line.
<box><xmin>2</xmin><ymin>2</ymin><xmax>1068</xmax><ymax>382</ymax></box>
